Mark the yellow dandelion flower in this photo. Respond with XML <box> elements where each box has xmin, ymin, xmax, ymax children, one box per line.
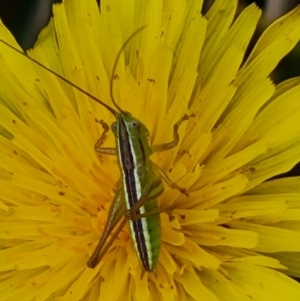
<box><xmin>1</xmin><ymin>0</ymin><xmax>300</xmax><ymax>300</ymax></box>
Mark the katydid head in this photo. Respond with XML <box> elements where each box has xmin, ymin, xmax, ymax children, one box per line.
<box><xmin>111</xmin><ymin>112</ymin><xmax>150</xmax><ymax>141</ymax></box>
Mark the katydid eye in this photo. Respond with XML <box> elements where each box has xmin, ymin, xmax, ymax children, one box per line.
<box><xmin>131</xmin><ymin>120</ymin><xmax>140</xmax><ymax>128</ymax></box>
<box><xmin>111</xmin><ymin>122</ymin><xmax>117</xmax><ymax>132</ymax></box>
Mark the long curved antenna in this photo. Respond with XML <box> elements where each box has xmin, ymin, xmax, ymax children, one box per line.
<box><xmin>110</xmin><ymin>26</ymin><xmax>146</xmax><ymax>113</ymax></box>
<box><xmin>0</xmin><ymin>39</ymin><xmax>118</xmax><ymax>116</ymax></box>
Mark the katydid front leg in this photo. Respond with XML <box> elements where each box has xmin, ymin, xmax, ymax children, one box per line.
<box><xmin>151</xmin><ymin>114</ymin><xmax>195</xmax><ymax>196</ymax></box>
<box><xmin>152</xmin><ymin>113</ymin><xmax>195</xmax><ymax>152</ymax></box>
<box><xmin>94</xmin><ymin>119</ymin><xmax>116</xmax><ymax>155</ymax></box>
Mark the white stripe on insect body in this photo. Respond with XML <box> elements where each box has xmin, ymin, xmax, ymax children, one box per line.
<box><xmin>117</xmin><ymin>116</ymin><xmax>154</xmax><ymax>270</ymax></box>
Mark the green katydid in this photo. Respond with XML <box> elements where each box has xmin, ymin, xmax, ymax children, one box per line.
<box><xmin>0</xmin><ymin>28</ymin><xmax>193</xmax><ymax>273</ymax></box>
<box><xmin>86</xmin><ymin>28</ymin><xmax>192</xmax><ymax>273</ymax></box>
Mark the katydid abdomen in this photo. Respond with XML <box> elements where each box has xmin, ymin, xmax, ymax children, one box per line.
<box><xmin>128</xmin><ymin>197</ymin><xmax>161</xmax><ymax>271</ymax></box>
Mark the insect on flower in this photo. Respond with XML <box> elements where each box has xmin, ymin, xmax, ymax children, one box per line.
<box><xmin>0</xmin><ymin>27</ymin><xmax>193</xmax><ymax>275</ymax></box>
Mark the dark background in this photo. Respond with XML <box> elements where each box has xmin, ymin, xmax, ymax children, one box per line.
<box><xmin>0</xmin><ymin>0</ymin><xmax>299</xmax><ymax>79</ymax></box>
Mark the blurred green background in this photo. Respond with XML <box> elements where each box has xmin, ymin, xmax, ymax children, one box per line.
<box><xmin>0</xmin><ymin>0</ymin><xmax>300</xmax><ymax>179</ymax></box>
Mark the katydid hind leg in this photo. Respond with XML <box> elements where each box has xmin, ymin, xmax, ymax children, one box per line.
<box><xmin>88</xmin><ymin>180</ymin><xmax>162</xmax><ymax>267</ymax></box>
<box><xmin>126</xmin><ymin>179</ymin><xmax>164</xmax><ymax>220</ymax></box>
<box><xmin>152</xmin><ymin>113</ymin><xmax>195</xmax><ymax>153</ymax></box>
<box><xmin>130</xmin><ymin>207</ymin><xmax>165</xmax><ymax>220</ymax></box>
<box><xmin>127</xmin><ymin>177</ymin><xmax>175</xmax><ymax>220</ymax></box>
<box><xmin>92</xmin><ymin>217</ymin><xmax>127</xmax><ymax>268</ymax></box>
<box><xmin>112</xmin><ymin>178</ymin><xmax>122</xmax><ymax>194</ymax></box>
<box><xmin>87</xmin><ymin>189</ymin><xmax>126</xmax><ymax>268</ymax></box>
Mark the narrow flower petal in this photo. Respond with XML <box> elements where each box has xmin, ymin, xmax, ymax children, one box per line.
<box><xmin>224</xmin><ymin>263</ymin><xmax>300</xmax><ymax>301</ymax></box>
<box><xmin>1</xmin><ymin>0</ymin><xmax>300</xmax><ymax>300</ymax></box>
